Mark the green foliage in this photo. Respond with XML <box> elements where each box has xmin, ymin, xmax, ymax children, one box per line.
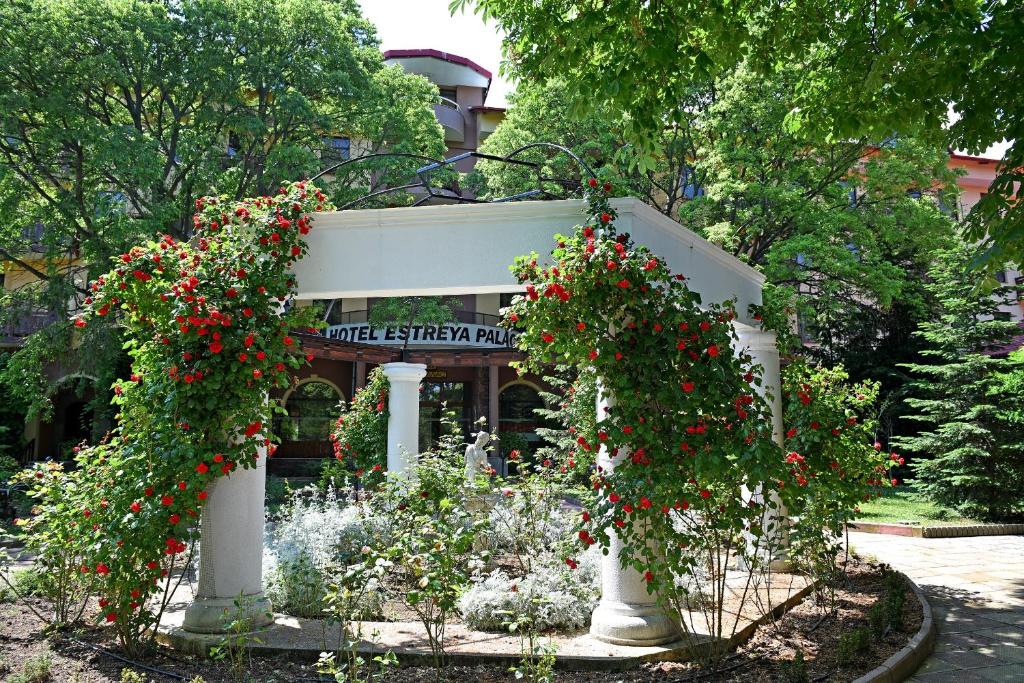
<box><xmin>317</xmin><ymin>562</ymin><xmax>398</xmax><ymax>683</ymax></box>
<box><xmin>324</xmin><ymin>367</ymin><xmax>389</xmax><ymax>486</ymax></box>
<box><xmin>0</xmin><ymin>0</ymin><xmax>444</xmax><ymax>415</ymax></box>
<box><xmin>895</xmin><ymin>245</ymin><xmax>1024</xmax><ymax>522</ymax></box>
<box><xmin>367</xmin><ymin>409</ymin><xmax>485</xmax><ymax>678</ymax></box>
<box><xmin>119</xmin><ymin>669</ymin><xmax>145</xmax><ymax>683</ymax></box>
<box><xmin>505</xmin><ymin>597</ymin><xmax>557</xmax><ymax>683</ymax></box>
<box><xmin>867</xmin><ymin>572</ymin><xmax>907</xmax><ymax>638</ymax></box>
<box><xmin>3</xmin><ymin>463</ymin><xmax>94</xmax><ymax>626</ymax></box>
<box><xmin>836</xmin><ymin>626</ymin><xmax>873</xmax><ymax>666</ymax></box>
<box><xmin>456</xmin><ymin>0</ymin><xmax>1021</xmax><ymax>270</ymax></box>
<box><xmin>532</xmin><ymin>367</ymin><xmax>598</xmax><ymax>487</ymax></box>
<box><xmin>780</xmin><ymin>649</ymin><xmax>809</xmax><ymax>683</ymax></box>
<box><xmin>7</xmin><ymin>653</ymin><xmax>52</xmax><ymax>683</ymax></box>
<box><xmin>209</xmin><ymin>592</ymin><xmax>271</xmax><ymax>682</ymax></box>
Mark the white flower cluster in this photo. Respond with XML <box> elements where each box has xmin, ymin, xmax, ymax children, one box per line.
<box><xmin>262</xmin><ymin>485</ymin><xmax>386</xmax><ymax>619</ymax></box>
<box><xmin>457</xmin><ymin>547</ymin><xmax>602</xmax><ymax>632</ymax></box>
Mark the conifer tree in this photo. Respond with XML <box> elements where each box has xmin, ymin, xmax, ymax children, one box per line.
<box><xmin>895</xmin><ymin>245</ymin><xmax>1024</xmax><ymax>522</ymax></box>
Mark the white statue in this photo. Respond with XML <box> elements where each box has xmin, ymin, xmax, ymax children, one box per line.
<box><xmin>464</xmin><ymin>431</ymin><xmax>491</xmax><ymax>483</ymax></box>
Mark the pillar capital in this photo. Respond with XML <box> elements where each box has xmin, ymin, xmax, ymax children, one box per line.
<box><xmin>382</xmin><ymin>361</ymin><xmax>428</xmax><ymax>384</ymax></box>
<box><xmin>732</xmin><ymin>323</ymin><xmax>779</xmax><ymax>352</ymax></box>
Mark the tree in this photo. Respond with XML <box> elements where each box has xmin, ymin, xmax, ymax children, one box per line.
<box><xmin>455</xmin><ymin>0</ymin><xmax>1022</xmax><ymax>270</ymax></box>
<box><xmin>894</xmin><ymin>245</ymin><xmax>1024</xmax><ymax>522</ymax></box>
<box><xmin>0</xmin><ymin>0</ymin><xmax>444</xmax><ymax>417</ymax></box>
<box><xmin>475</xmin><ymin>68</ymin><xmax>958</xmax><ymax>363</ymax></box>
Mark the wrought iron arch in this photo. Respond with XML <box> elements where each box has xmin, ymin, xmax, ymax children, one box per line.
<box><xmin>308</xmin><ymin>142</ymin><xmax>600</xmax><ymax>210</ymax></box>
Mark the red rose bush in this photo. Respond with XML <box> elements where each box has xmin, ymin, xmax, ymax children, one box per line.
<box><xmin>19</xmin><ymin>181</ymin><xmax>328</xmax><ymax>653</ymax></box>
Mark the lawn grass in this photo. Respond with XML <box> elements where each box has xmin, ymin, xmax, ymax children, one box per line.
<box><xmin>855</xmin><ymin>489</ymin><xmax>981</xmax><ymax>526</ymax></box>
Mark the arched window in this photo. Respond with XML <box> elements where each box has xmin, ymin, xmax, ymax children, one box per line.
<box><xmin>280</xmin><ymin>381</ymin><xmax>344</xmax><ymax>442</ymax></box>
<box><xmin>499</xmin><ymin>383</ymin><xmax>545</xmax><ymax>424</ymax></box>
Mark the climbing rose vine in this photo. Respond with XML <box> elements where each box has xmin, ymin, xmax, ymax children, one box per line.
<box><xmin>325</xmin><ymin>366</ymin><xmax>390</xmax><ymax>486</ymax></box>
<box><xmin>62</xmin><ymin>181</ymin><xmax>327</xmax><ymax>652</ymax></box>
<box><xmin>506</xmin><ymin>185</ymin><xmax>794</xmax><ymax>639</ymax></box>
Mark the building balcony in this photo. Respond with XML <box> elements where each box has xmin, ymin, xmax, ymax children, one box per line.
<box><xmin>0</xmin><ymin>309</ymin><xmax>60</xmax><ymax>346</ymax></box>
<box><xmin>434</xmin><ymin>97</ymin><xmax>465</xmax><ymax>143</ymax></box>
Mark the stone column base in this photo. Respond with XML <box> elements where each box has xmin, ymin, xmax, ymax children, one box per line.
<box><xmin>182</xmin><ymin>593</ymin><xmax>273</xmax><ymax>634</ymax></box>
<box><xmin>589</xmin><ymin>600</ymin><xmax>681</xmax><ymax>646</ymax></box>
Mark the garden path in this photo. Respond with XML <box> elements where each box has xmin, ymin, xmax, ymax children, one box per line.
<box><xmin>847</xmin><ymin>531</ymin><xmax>1024</xmax><ymax>682</ymax></box>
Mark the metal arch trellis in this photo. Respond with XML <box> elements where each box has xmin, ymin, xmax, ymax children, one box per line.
<box><xmin>308</xmin><ymin>142</ymin><xmax>600</xmax><ymax>211</ymax></box>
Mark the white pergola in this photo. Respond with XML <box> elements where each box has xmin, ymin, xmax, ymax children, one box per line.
<box><xmin>182</xmin><ymin>198</ymin><xmax>786</xmax><ymax>645</ymax></box>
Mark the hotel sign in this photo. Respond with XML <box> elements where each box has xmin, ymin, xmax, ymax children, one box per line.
<box><xmin>325</xmin><ymin>322</ymin><xmax>521</xmax><ymax>349</ymax></box>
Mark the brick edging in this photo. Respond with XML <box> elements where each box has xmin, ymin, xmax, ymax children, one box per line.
<box><xmin>851</xmin><ymin>572</ymin><xmax>935</xmax><ymax>683</ymax></box>
<box><xmin>847</xmin><ymin>521</ymin><xmax>1024</xmax><ymax>538</ymax></box>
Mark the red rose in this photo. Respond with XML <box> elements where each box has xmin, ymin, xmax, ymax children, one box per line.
<box><xmin>196</xmin><ymin>463</ymin><xmax>209</xmax><ymax>474</ymax></box>
<box><xmin>588</xmin><ymin>178</ymin><xmax>598</xmax><ymax>188</ymax></box>
<box><xmin>283</xmin><ymin>336</ymin><xmax>294</xmax><ymax>346</ymax></box>
<box><xmin>161</xmin><ymin>496</ymin><xmax>173</xmax><ymax>506</ymax></box>
<box><xmin>616</xmin><ymin>279</ymin><xmax>630</xmax><ymax>288</ymax></box>
<box><xmin>169</xmin><ymin>514</ymin><xmax>181</xmax><ymax>525</ymax></box>
<box><xmin>106</xmin><ymin>612</ymin><xmax>117</xmax><ymax>623</ymax></box>
<box><xmin>198</xmin><ymin>491</ymin><xmax>208</xmax><ymax>501</ymax></box>
<box><xmin>209</xmin><ymin>341</ymin><xmax>223</xmax><ymax>354</ymax></box>
<box><xmin>682</xmin><ymin>382</ymin><xmax>694</xmax><ymax>393</ymax></box>
<box><xmin>700</xmin><ymin>489</ymin><xmax>711</xmax><ymax>499</ymax></box>
<box><xmin>244</xmin><ymin>421</ymin><xmax>262</xmax><ymax>438</ymax></box>
<box><xmin>707</xmin><ymin>345</ymin><xmax>719</xmax><ymax>357</ymax></box>
<box><xmin>600</xmin><ymin>212</ymin><xmax>611</xmax><ymax>223</ymax></box>
<box><xmin>643</xmin><ymin>570</ymin><xmax>654</xmax><ymax>583</ymax></box>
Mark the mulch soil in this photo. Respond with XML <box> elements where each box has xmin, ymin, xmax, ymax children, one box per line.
<box><xmin>0</xmin><ymin>558</ymin><xmax>920</xmax><ymax>683</ymax></box>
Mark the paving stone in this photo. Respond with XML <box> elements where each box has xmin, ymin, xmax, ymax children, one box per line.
<box><xmin>973</xmin><ymin>664</ymin><xmax>1024</xmax><ymax>682</ymax></box>
<box><xmin>932</xmin><ymin>649</ymin><xmax>1006</xmax><ymax>669</ymax></box>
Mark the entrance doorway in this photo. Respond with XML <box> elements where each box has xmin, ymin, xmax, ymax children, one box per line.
<box><xmin>418</xmin><ymin>380</ymin><xmax>471</xmax><ymax>452</ymax></box>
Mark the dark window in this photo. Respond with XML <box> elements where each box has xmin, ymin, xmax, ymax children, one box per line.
<box><xmin>278</xmin><ymin>381</ymin><xmax>343</xmax><ymax>442</ymax></box>
<box><xmin>996</xmin><ymin>270</ymin><xmax>1008</xmax><ymax>284</ymax></box>
<box><xmin>439</xmin><ymin>87</ymin><xmax>458</xmax><ymax>103</ymax></box>
<box><xmin>419</xmin><ymin>381</ymin><xmax>470</xmax><ymax>451</ymax></box>
<box><xmin>321</xmin><ymin>136</ymin><xmax>350</xmax><ymax>170</ymax></box>
<box><xmin>499</xmin><ymin>293</ymin><xmax>517</xmax><ymax>309</ymax></box>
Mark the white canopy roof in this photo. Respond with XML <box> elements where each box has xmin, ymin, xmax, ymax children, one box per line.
<box><xmin>293</xmin><ymin>198</ymin><xmax>765</xmax><ymax>327</ymax></box>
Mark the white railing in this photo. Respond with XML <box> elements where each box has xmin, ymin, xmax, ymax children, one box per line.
<box><xmin>437</xmin><ymin>96</ymin><xmax>460</xmax><ymax>111</ymax></box>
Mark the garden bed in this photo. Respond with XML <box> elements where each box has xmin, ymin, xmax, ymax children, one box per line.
<box><xmin>0</xmin><ymin>560</ymin><xmax>922</xmax><ymax>682</ymax></box>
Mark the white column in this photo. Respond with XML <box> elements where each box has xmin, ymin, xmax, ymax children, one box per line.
<box><xmin>590</xmin><ymin>386</ymin><xmax>681</xmax><ymax>646</ymax></box>
<box><xmin>382</xmin><ymin>362</ymin><xmax>427</xmax><ymax>477</ymax></box>
<box><xmin>733</xmin><ymin>324</ymin><xmax>791</xmax><ymax>570</ymax></box>
<box><xmin>183</xmin><ymin>445</ymin><xmax>271</xmax><ymax>633</ymax></box>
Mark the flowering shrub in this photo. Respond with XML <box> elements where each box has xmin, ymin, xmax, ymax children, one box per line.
<box><xmin>324</xmin><ymin>367</ymin><xmax>389</xmax><ymax>486</ymax></box>
<box><xmin>506</xmin><ymin>185</ymin><xmax>797</xmax><ymax>650</ymax></box>
<box><xmin>487</xmin><ymin>467</ymin><xmax>579</xmax><ymax>575</ymax></box>
<box><xmin>781</xmin><ymin>361</ymin><xmax>894</xmax><ymax>588</ymax></box>
<box><xmin>5</xmin><ymin>463</ymin><xmax>94</xmax><ymax>626</ymax></box>
<box><xmin>43</xmin><ymin>182</ymin><xmax>327</xmax><ymax>653</ymax></box>
<box><xmin>458</xmin><ymin>548</ymin><xmax>601</xmax><ymax>632</ymax></box>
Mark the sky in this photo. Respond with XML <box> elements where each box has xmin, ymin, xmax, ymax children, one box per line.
<box><xmin>358</xmin><ymin>0</ymin><xmax>513</xmax><ymax>107</ymax></box>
